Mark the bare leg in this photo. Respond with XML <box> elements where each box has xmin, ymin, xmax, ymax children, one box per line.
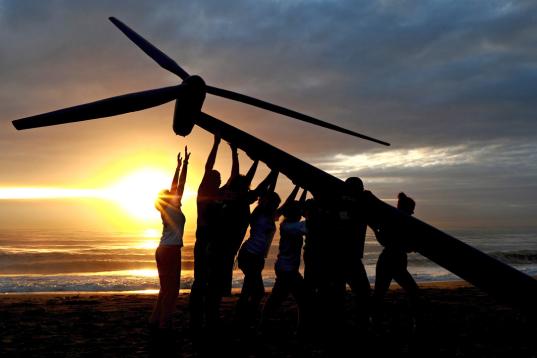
<box><xmin>150</xmin><ymin>246</ymin><xmax>181</xmax><ymax>329</ymax></box>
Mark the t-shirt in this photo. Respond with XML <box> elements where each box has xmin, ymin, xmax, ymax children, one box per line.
<box><xmin>241</xmin><ymin>214</ymin><xmax>276</xmax><ymax>258</ymax></box>
<box><xmin>275</xmin><ymin>220</ymin><xmax>307</xmax><ymax>272</ymax></box>
<box><xmin>159</xmin><ymin>200</ymin><xmax>186</xmax><ymax>247</ymax></box>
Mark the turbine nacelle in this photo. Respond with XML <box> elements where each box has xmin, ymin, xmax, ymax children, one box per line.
<box><xmin>173</xmin><ymin>75</ymin><xmax>206</xmax><ymax>136</ymax></box>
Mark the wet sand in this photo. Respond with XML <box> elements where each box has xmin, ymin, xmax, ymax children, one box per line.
<box><xmin>1</xmin><ymin>281</ymin><xmax>536</xmax><ymax>357</ymax></box>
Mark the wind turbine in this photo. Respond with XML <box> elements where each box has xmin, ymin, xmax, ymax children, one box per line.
<box><xmin>13</xmin><ymin>17</ymin><xmax>389</xmax><ymax>147</ymax></box>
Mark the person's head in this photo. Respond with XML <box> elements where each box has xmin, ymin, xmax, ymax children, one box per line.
<box><xmin>256</xmin><ymin>191</ymin><xmax>281</xmax><ymax>218</ymax></box>
<box><xmin>397</xmin><ymin>192</ymin><xmax>415</xmax><ymax>215</ymax></box>
<box><xmin>344</xmin><ymin>177</ymin><xmax>364</xmax><ymax>196</ymax></box>
<box><xmin>228</xmin><ymin>174</ymin><xmax>250</xmax><ymax>193</ymax></box>
<box><xmin>202</xmin><ymin>170</ymin><xmax>221</xmax><ymax>194</ymax></box>
<box><xmin>281</xmin><ymin>201</ymin><xmax>302</xmax><ymax>222</ymax></box>
<box><xmin>155</xmin><ymin>189</ymin><xmax>173</xmax><ymax>211</ymax></box>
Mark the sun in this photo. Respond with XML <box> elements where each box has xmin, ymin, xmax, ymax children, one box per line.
<box><xmin>0</xmin><ymin>164</ymin><xmax>198</xmax><ymax>231</ymax></box>
<box><xmin>103</xmin><ymin>168</ymin><xmax>195</xmax><ymax>221</ymax></box>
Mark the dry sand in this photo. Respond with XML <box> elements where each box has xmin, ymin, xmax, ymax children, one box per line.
<box><xmin>1</xmin><ymin>281</ymin><xmax>536</xmax><ymax>357</ymax></box>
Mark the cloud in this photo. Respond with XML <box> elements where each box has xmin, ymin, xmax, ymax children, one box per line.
<box><xmin>319</xmin><ymin>144</ymin><xmax>484</xmax><ymax>174</ymax></box>
<box><xmin>317</xmin><ymin>141</ymin><xmax>537</xmax><ymax>175</ymax></box>
<box><xmin>314</xmin><ymin>140</ymin><xmax>537</xmax><ymax>229</ymax></box>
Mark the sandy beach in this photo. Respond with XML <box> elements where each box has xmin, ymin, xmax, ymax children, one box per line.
<box><xmin>1</xmin><ymin>281</ymin><xmax>536</xmax><ymax>357</ymax></box>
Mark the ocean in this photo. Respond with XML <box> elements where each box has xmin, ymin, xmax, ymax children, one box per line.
<box><xmin>1</xmin><ymin>228</ymin><xmax>536</xmax><ymax>293</ymax></box>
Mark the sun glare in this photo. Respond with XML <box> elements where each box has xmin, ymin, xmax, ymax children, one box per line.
<box><xmin>0</xmin><ymin>187</ymin><xmax>98</xmax><ymax>199</ymax></box>
<box><xmin>118</xmin><ymin>269</ymin><xmax>158</xmax><ymax>277</ymax></box>
<box><xmin>102</xmin><ymin>168</ymin><xmax>196</xmax><ymax>222</ymax></box>
<box><xmin>0</xmin><ymin>167</ymin><xmax>197</xmax><ymax>225</ymax></box>
<box><xmin>142</xmin><ymin>228</ymin><xmax>161</xmax><ymax>238</ymax></box>
<box><xmin>137</xmin><ymin>239</ymin><xmax>159</xmax><ymax>250</ymax></box>
<box><xmin>103</xmin><ymin>168</ymin><xmax>171</xmax><ymax>221</ymax></box>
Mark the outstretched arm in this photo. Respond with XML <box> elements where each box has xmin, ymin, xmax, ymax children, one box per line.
<box><xmin>225</xmin><ymin>143</ymin><xmax>239</xmax><ymax>186</ymax></box>
<box><xmin>251</xmin><ymin>170</ymin><xmax>279</xmax><ymax>202</ymax></box>
<box><xmin>283</xmin><ymin>185</ymin><xmax>300</xmax><ymax>208</ymax></box>
<box><xmin>205</xmin><ymin>135</ymin><xmax>220</xmax><ymax>173</ymax></box>
<box><xmin>245</xmin><ymin>159</ymin><xmax>259</xmax><ymax>187</ymax></box>
<box><xmin>267</xmin><ymin>170</ymin><xmax>278</xmax><ymax>193</ymax></box>
<box><xmin>276</xmin><ymin>186</ymin><xmax>304</xmax><ymax>218</ymax></box>
<box><xmin>170</xmin><ymin>152</ymin><xmax>183</xmax><ymax>194</ymax></box>
<box><xmin>176</xmin><ymin>146</ymin><xmax>190</xmax><ymax>206</ymax></box>
<box><xmin>277</xmin><ymin>185</ymin><xmax>299</xmax><ymax>216</ymax></box>
<box><xmin>299</xmin><ymin>189</ymin><xmax>308</xmax><ymax>204</ymax></box>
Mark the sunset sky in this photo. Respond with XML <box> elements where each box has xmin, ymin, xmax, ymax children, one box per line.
<box><xmin>1</xmin><ymin>0</ymin><xmax>536</xmax><ymax>235</ymax></box>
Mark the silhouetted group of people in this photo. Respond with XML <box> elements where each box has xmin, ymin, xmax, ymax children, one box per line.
<box><xmin>150</xmin><ymin>138</ymin><xmax>422</xmax><ymax>343</ymax></box>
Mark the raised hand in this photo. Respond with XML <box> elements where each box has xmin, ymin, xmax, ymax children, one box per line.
<box><xmin>184</xmin><ymin>145</ymin><xmax>191</xmax><ymax>163</ymax></box>
<box><xmin>228</xmin><ymin>141</ymin><xmax>238</xmax><ymax>154</ymax></box>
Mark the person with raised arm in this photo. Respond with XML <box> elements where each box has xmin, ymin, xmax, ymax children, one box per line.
<box><xmin>338</xmin><ymin>177</ymin><xmax>371</xmax><ymax>327</ymax></box>
<box><xmin>301</xmin><ymin>190</ymin><xmax>341</xmax><ymax>341</ymax></box>
<box><xmin>150</xmin><ymin>146</ymin><xmax>190</xmax><ymax>331</ymax></box>
<box><xmin>205</xmin><ymin>143</ymin><xmax>260</xmax><ymax>331</ymax></box>
<box><xmin>235</xmin><ymin>170</ymin><xmax>280</xmax><ymax>328</ymax></box>
<box><xmin>220</xmin><ymin>144</ymin><xmax>260</xmax><ymax>264</ymax></box>
<box><xmin>189</xmin><ymin>135</ymin><xmax>223</xmax><ymax>333</ymax></box>
<box><xmin>262</xmin><ymin>187</ymin><xmax>308</xmax><ymax>334</ymax></box>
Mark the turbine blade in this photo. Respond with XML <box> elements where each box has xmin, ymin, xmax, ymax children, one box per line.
<box><xmin>206</xmin><ymin>85</ymin><xmax>389</xmax><ymax>146</ymax></box>
<box><xmin>12</xmin><ymin>85</ymin><xmax>183</xmax><ymax>130</ymax></box>
<box><xmin>109</xmin><ymin>17</ymin><xmax>190</xmax><ymax>79</ymax></box>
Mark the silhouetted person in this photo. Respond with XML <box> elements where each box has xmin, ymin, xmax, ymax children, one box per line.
<box><xmin>372</xmin><ymin>192</ymin><xmax>420</xmax><ymax>324</ymax></box>
<box><xmin>217</xmin><ymin>145</ymin><xmax>260</xmax><ymax>293</ymax></box>
<box><xmin>236</xmin><ymin>170</ymin><xmax>280</xmax><ymax>328</ymax></box>
<box><xmin>150</xmin><ymin>146</ymin><xmax>190</xmax><ymax>330</ymax></box>
<box><xmin>190</xmin><ymin>136</ymin><xmax>254</xmax><ymax>335</ymax></box>
<box><xmin>337</xmin><ymin>177</ymin><xmax>371</xmax><ymax>326</ymax></box>
<box><xmin>205</xmin><ymin>145</ymin><xmax>260</xmax><ymax>330</ymax></box>
<box><xmin>303</xmin><ymin>197</ymin><xmax>327</xmax><ymax>294</ymax></box>
<box><xmin>318</xmin><ymin>194</ymin><xmax>348</xmax><ymax>339</ymax></box>
<box><xmin>303</xmin><ymin>193</ymin><xmax>345</xmax><ymax>339</ymax></box>
<box><xmin>301</xmin><ymin>197</ymin><xmax>325</xmax><ymax>334</ymax></box>
<box><xmin>262</xmin><ymin>187</ymin><xmax>308</xmax><ymax>334</ymax></box>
